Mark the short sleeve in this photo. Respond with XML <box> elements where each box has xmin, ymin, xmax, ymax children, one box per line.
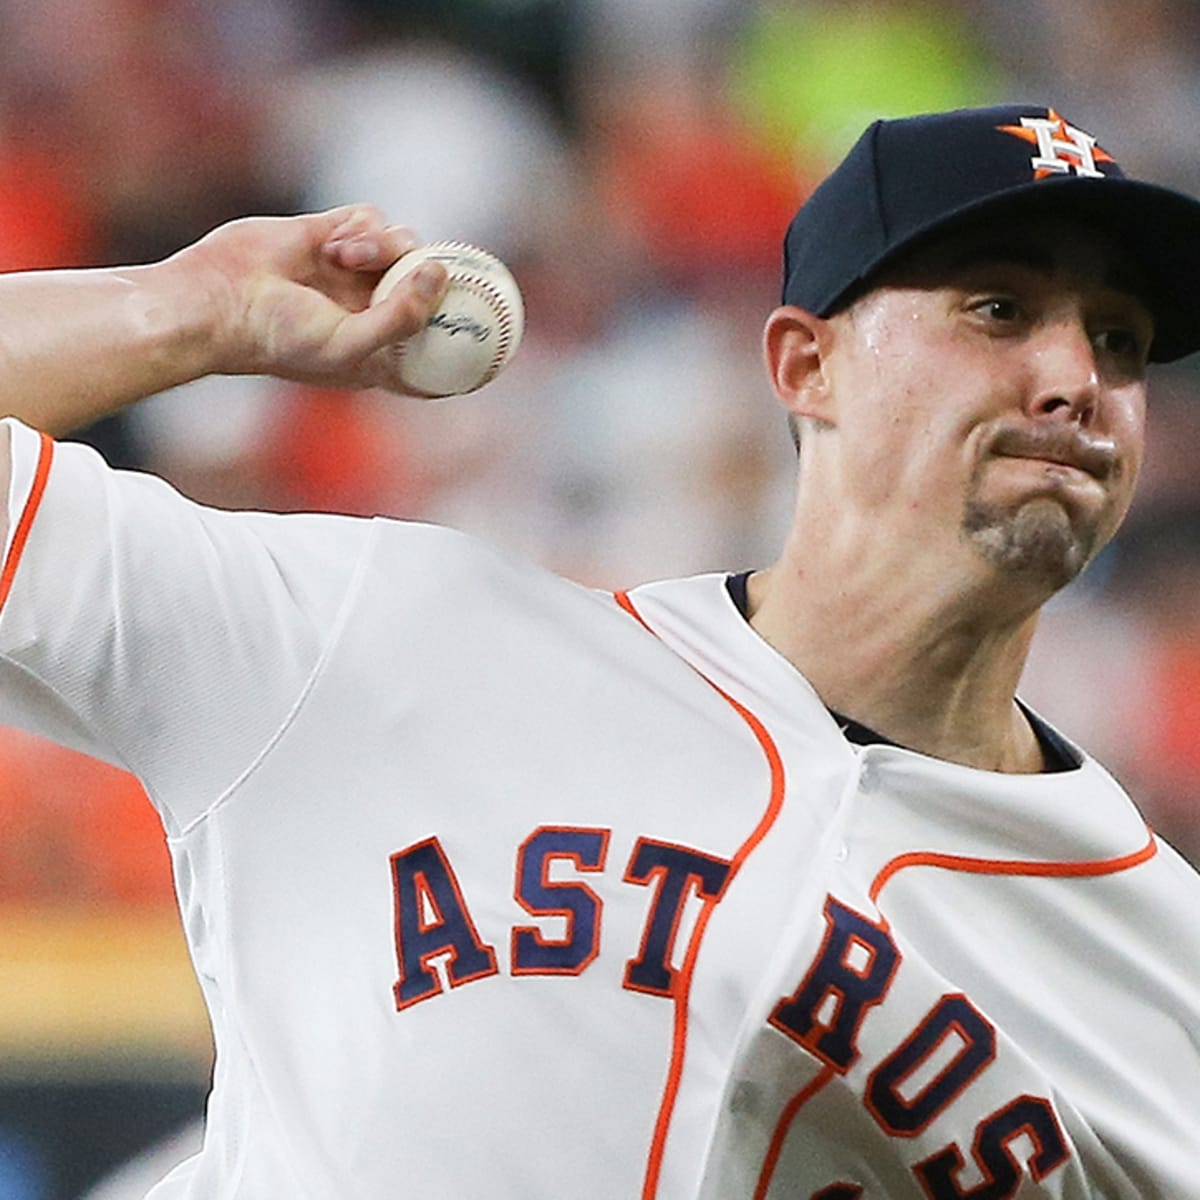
<box><xmin>0</xmin><ymin>418</ymin><xmax>376</xmax><ymax>834</ymax></box>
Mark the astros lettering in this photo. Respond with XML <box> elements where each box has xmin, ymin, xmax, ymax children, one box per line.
<box><xmin>389</xmin><ymin>825</ymin><xmax>733</xmax><ymax>1006</ymax></box>
<box><xmin>389</xmin><ymin>826</ymin><xmax>1074</xmax><ymax>1197</ymax></box>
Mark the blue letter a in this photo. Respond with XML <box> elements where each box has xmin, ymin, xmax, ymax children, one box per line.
<box><xmin>391</xmin><ymin>837</ymin><xmax>499</xmax><ymax>1010</ymax></box>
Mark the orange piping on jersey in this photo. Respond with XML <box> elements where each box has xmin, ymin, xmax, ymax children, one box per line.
<box><xmin>753</xmin><ymin>1065</ymin><xmax>837</xmax><ymax>1200</ymax></box>
<box><xmin>869</xmin><ymin>826</ymin><xmax>1158</xmax><ymax>906</ymax></box>
<box><xmin>0</xmin><ymin>431</ymin><xmax>54</xmax><ymax>613</ymax></box>
<box><xmin>614</xmin><ymin>589</ymin><xmax>787</xmax><ymax>1200</ymax></box>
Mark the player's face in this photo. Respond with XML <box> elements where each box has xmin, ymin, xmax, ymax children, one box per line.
<box><xmin>819</xmin><ymin>217</ymin><xmax>1151</xmax><ymax>596</ymax></box>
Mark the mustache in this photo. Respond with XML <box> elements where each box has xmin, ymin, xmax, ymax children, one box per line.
<box><xmin>988</xmin><ymin>426</ymin><xmax>1120</xmax><ymax>481</ymax></box>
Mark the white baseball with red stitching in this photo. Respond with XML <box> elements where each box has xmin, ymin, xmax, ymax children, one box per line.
<box><xmin>372</xmin><ymin>241</ymin><xmax>525</xmax><ymax>398</ymax></box>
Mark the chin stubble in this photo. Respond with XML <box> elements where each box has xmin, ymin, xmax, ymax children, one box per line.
<box><xmin>961</xmin><ymin>496</ymin><xmax>1096</xmax><ymax>591</ymax></box>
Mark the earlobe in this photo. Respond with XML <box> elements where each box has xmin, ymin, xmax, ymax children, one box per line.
<box><xmin>763</xmin><ymin>305</ymin><xmax>836</xmax><ymax>427</ymax></box>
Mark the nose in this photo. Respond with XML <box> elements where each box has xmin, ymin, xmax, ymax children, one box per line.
<box><xmin>1027</xmin><ymin>320</ymin><xmax>1101</xmax><ymax>426</ymax></box>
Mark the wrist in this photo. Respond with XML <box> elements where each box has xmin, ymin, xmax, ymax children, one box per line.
<box><xmin>125</xmin><ymin>255</ymin><xmax>229</xmax><ymax>387</ymax></box>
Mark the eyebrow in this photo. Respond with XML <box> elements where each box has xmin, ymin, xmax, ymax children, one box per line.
<box><xmin>946</xmin><ymin>242</ymin><xmax>1149</xmax><ymax>304</ymax></box>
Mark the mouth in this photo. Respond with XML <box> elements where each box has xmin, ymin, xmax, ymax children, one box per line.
<box><xmin>988</xmin><ymin>430</ymin><xmax>1118</xmax><ymax>482</ymax></box>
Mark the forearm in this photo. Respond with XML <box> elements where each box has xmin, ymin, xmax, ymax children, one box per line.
<box><xmin>0</xmin><ymin>204</ymin><xmax>444</xmax><ymax>562</ymax></box>
<box><xmin>0</xmin><ymin>207</ymin><xmax>445</xmax><ymax>440</ymax></box>
<box><xmin>0</xmin><ymin>259</ymin><xmax>214</xmax><ymax>436</ymax></box>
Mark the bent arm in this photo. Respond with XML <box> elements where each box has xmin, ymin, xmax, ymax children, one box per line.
<box><xmin>0</xmin><ymin>208</ymin><xmax>445</xmax><ymax>434</ymax></box>
<box><xmin>0</xmin><ymin>205</ymin><xmax>448</xmax><ymax>543</ymax></box>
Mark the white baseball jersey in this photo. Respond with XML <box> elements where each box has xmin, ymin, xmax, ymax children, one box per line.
<box><xmin>2</xmin><ymin>416</ymin><xmax>1199</xmax><ymax>1199</ymax></box>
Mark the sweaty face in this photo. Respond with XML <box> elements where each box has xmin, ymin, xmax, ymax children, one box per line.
<box><xmin>820</xmin><ymin>217</ymin><xmax>1151</xmax><ymax>597</ymax></box>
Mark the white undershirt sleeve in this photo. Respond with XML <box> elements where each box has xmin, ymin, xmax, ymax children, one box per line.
<box><xmin>0</xmin><ymin>418</ymin><xmax>375</xmax><ymax>834</ymax></box>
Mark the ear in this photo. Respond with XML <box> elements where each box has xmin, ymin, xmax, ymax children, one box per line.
<box><xmin>763</xmin><ymin>305</ymin><xmax>837</xmax><ymax>427</ymax></box>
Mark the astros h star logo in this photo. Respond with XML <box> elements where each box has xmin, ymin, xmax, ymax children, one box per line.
<box><xmin>997</xmin><ymin>109</ymin><xmax>1116</xmax><ymax>180</ymax></box>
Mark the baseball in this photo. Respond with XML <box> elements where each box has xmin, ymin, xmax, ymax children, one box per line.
<box><xmin>372</xmin><ymin>241</ymin><xmax>525</xmax><ymax>398</ymax></box>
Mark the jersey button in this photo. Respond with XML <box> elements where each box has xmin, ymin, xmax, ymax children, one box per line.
<box><xmin>858</xmin><ymin>760</ymin><xmax>878</xmax><ymax>792</ymax></box>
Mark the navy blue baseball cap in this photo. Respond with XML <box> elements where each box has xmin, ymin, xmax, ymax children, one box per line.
<box><xmin>782</xmin><ymin>105</ymin><xmax>1200</xmax><ymax>362</ymax></box>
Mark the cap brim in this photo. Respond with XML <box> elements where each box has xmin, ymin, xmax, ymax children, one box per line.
<box><xmin>847</xmin><ymin>176</ymin><xmax>1200</xmax><ymax>363</ymax></box>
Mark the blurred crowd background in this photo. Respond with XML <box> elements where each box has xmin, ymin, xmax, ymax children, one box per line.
<box><xmin>1</xmin><ymin>0</ymin><xmax>1199</xmax><ymax>1194</ymax></box>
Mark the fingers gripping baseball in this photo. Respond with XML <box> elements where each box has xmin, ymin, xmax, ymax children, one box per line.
<box><xmin>176</xmin><ymin>206</ymin><xmax>450</xmax><ymax>393</ymax></box>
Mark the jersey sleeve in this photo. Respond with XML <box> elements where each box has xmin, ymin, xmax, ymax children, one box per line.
<box><xmin>0</xmin><ymin>418</ymin><xmax>376</xmax><ymax>834</ymax></box>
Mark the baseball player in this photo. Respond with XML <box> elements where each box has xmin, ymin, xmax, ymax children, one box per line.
<box><xmin>1</xmin><ymin>105</ymin><xmax>1199</xmax><ymax>1198</ymax></box>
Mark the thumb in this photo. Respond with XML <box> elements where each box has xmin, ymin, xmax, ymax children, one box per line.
<box><xmin>324</xmin><ymin>261</ymin><xmax>449</xmax><ymax>370</ymax></box>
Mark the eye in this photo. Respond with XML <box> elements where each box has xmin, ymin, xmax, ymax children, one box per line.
<box><xmin>969</xmin><ymin>296</ymin><xmax>1022</xmax><ymax>324</ymax></box>
<box><xmin>1094</xmin><ymin>327</ymin><xmax>1145</xmax><ymax>360</ymax></box>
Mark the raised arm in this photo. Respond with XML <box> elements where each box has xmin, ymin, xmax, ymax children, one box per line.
<box><xmin>0</xmin><ymin>205</ymin><xmax>447</xmax><ymax>436</ymax></box>
<box><xmin>0</xmin><ymin>204</ymin><xmax>447</xmax><ymax>552</ymax></box>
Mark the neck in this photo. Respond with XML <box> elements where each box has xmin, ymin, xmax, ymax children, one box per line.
<box><xmin>747</xmin><ymin>525</ymin><xmax>1049</xmax><ymax>773</ymax></box>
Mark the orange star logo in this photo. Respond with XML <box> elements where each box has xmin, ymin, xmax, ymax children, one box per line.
<box><xmin>997</xmin><ymin>109</ymin><xmax>1115</xmax><ymax>179</ymax></box>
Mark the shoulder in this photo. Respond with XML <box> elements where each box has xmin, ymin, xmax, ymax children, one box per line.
<box><xmin>361</xmin><ymin>517</ymin><xmax>640</xmax><ymax>632</ymax></box>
